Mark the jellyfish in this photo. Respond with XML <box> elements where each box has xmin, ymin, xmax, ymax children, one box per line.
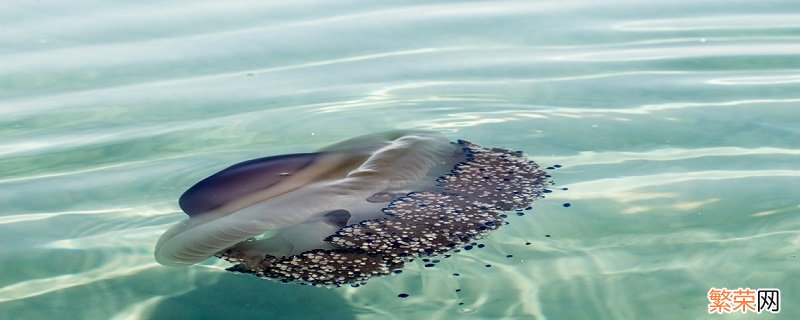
<box><xmin>154</xmin><ymin>130</ymin><xmax>549</xmax><ymax>286</ymax></box>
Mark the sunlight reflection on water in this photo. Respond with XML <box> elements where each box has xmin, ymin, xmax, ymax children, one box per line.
<box><xmin>0</xmin><ymin>0</ymin><xmax>798</xmax><ymax>319</ymax></box>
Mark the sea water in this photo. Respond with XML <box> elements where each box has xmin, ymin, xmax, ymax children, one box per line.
<box><xmin>0</xmin><ymin>0</ymin><xmax>798</xmax><ymax>319</ymax></box>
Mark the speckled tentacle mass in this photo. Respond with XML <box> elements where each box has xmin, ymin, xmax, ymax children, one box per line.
<box><xmin>217</xmin><ymin>140</ymin><xmax>549</xmax><ymax>286</ymax></box>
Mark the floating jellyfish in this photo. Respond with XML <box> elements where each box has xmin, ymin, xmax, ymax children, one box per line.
<box><xmin>154</xmin><ymin>131</ymin><xmax>550</xmax><ymax>286</ymax></box>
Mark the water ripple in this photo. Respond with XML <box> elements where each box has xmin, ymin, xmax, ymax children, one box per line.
<box><xmin>615</xmin><ymin>14</ymin><xmax>800</xmax><ymax>31</ymax></box>
<box><xmin>1</xmin><ymin>0</ymin><xmax>799</xmax><ymax>319</ymax></box>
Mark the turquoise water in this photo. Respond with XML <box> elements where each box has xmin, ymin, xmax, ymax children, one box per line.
<box><xmin>1</xmin><ymin>0</ymin><xmax>799</xmax><ymax>319</ymax></box>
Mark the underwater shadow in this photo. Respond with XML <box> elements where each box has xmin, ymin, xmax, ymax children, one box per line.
<box><xmin>147</xmin><ymin>272</ymin><xmax>356</xmax><ymax>320</ymax></box>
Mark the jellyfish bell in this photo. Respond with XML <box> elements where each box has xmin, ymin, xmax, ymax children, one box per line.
<box><xmin>154</xmin><ymin>131</ymin><xmax>550</xmax><ymax>286</ymax></box>
<box><xmin>155</xmin><ymin>131</ymin><xmax>459</xmax><ymax>265</ymax></box>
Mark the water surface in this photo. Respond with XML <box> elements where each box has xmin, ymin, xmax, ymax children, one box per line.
<box><xmin>1</xmin><ymin>0</ymin><xmax>798</xmax><ymax>319</ymax></box>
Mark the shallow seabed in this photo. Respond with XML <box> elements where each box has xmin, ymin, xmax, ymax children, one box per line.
<box><xmin>1</xmin><ymin>0</ymin><xmax>798</xmax><ymax>319</ymax></box>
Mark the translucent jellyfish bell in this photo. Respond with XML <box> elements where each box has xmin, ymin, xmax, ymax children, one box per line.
<box><xmin>154</xmin><ymin>131</ymin><xmax>549</xmax><ymax>286</ymax></box>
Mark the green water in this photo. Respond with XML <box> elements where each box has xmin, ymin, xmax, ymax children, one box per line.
<box><xmin>1</xmin><ymin>0</ymin><xmax>798</xmax><ymax>319</ymax></box>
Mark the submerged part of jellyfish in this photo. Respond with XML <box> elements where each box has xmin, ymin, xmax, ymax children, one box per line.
<box><xmin>154</xmin><ymin>131</ymin><xmax>549</xmax><ymax>286</ymax></box>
